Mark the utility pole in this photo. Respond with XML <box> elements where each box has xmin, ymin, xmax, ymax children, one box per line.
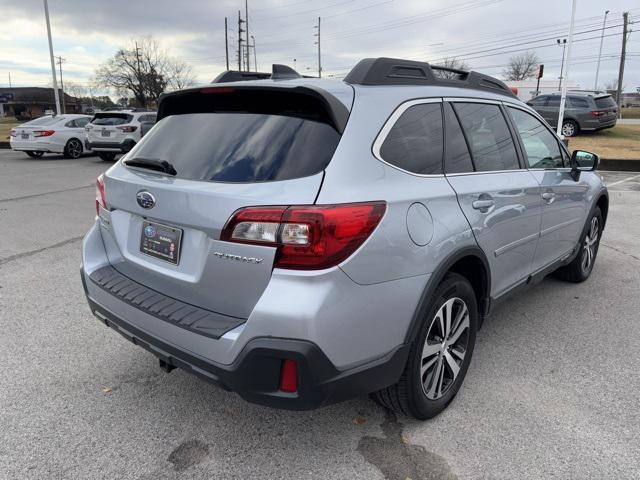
<box><xmin>557</xmin><ymin>38</ymin><xmax>567</xmax><ymax>91</ymax></box>
<box><xmin>314</xmin><ymin>17</ymin><xmax>322</xmax><ymax>78</ymax></box>
<box><xmin>237</xmin><ymin>10</ymin><xmax>244</xmax><ymax>71</ymax></box>
<box><xmin>616</xmin><ymin>12</ymin><xmax>629</xmax><ymax>108</ymax></box>
<box><xmin>43</xmin><ymin>0</ymin><xmax>61</xmax><ymax>115</ymax></box>
<box><xmin>224</xmin><ymin>17</ymin><xmax>229</xmax><ymax>70</ymax></box>
<box><xmin>594</xmin><ymin>10</ymin><xmax>609</xmax><ymax>91</ymax></box>
<box><xmin>55</xmin><ymin>56</ymin><xmax>66</xmax><ymax>113</ymax></box>
<box><xmin>134</xmin><ymin>41</ymin><xmax>144</xmax><ymax>107</ymax></box>
<box><xmin>8</xmin><ymin>72</ymin><xmax>11</xmax><ymax>88</ymax></box>
<box><xmin>556</xmin><ymin>0</ymin><xmax>576</xmax><ymax>138</ymax></box>
<box><xmin>251</xmin><ymin>35</ymin><xmax>257</xmax><ymax>71</ymax></box>
<box><xmin>245</xmin><ymin>0</ymin><xmax>250</xmax><ymax>71</ymax></box>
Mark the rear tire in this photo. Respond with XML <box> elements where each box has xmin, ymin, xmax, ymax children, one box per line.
<box><xmin>371</xmin><ymin>273</ymin><xmax>477</xmax><ymax>420</ymax></box>
<box><xmin>25</xmin><ymin>151</ymin><xmax>44</xmax><ymax>158</ymax></box>
<box><xmin>63</xmin><ymin>138</ymin><xmax>83</xmax><ymax>159</ymax></box>
<box><xmin>98</xmin><ymin>152</ymin><xmax>117</xmax><ymax>162</ymax></box>
<box><xmin>554</xmin><ymin>207</ymin><xmax>602</xmax><ymax>282</ymax></box>
<box><xmin>561</xmin><ymin>119</ymin><xmax>579</xmax><ymax>137</ymax></box>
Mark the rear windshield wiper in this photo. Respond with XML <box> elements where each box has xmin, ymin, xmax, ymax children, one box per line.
<box><xmin>123</xmin><ymin>157</ymin><xmax>177</xmax><ymax>176</ymax></box>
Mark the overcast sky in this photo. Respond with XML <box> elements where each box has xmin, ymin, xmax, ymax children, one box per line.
<box><xmin>1</xmin><ymin>0</ymin><xmax>638</xmax><ymax>97</ymax></box>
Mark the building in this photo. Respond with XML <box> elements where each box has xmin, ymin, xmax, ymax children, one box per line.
<box><xmin>505</xmin><ymin>79</ymin><xmax>581</xmax><ymax>102</ymax></box>
<box><xmin>0</xmin><ymin>87</ymin><xmax>80</xmax><ymax>119</ymax></box>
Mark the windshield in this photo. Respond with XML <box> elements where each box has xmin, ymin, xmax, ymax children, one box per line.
<box><xmin>126</xmin><ymin>113</ymin><xmax>341</xmax><ymax>183</ymax></box>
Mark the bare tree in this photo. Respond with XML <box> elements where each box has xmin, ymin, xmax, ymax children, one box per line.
<box><xmin>64</xmin><ymin>81</ymin><xmax>87</xmax><ymax>99</ymax></box>
<box><xmin>94</xmin><ymin>36</ymin><xmax>195</xmax><ymax>107</ymax></box>
<box><xmin>502</xmin><ymin>51</ymin><xmax>540</xmax><ymax>81</ymax></box>
<box><xmin>432</xmin><ymin>57</ymin><xmax>471</xmax><ymax>79</ymax></box>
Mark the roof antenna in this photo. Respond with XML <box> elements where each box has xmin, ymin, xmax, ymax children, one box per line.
<box><xmin>272</xmin><ymin>64</ymin><xmax>301</xmax><ymax>80</ymax></box>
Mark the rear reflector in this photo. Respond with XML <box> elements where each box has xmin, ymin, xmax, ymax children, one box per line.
<box><xmin>221</xmin><ymin>202</ymin><xmax>386</xmax><ymax>270</ymax></box>
<box><xmin>279</xmin><ymin>359</ymin><xmax>298</xmax><ymax>393</ymax></box>
<box><xmin>95</xmin><ymin>174</ymin><xmax>107</xmax><ymax>215</ymax></box>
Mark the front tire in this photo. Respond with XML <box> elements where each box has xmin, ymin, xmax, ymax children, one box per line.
<box><xmin>554</xmin><ymin>207</ymin><xmax>602</xmax><ymax>282</ymax></box>
<box><xmin>561</xmin><ymin>119</ymin><xmax>579</xmax><ymax>137</ymax></box>
<box><xmin>25</xmin><ymin>151</ymin><xmax>44</xmax><ymax>158</ymax></box>
<box><xmin>371</xmin><ymin>273</ymin><xmax>477</xmax><ymax>420</ymax></box>
<box><xmin>98</xmin><ymin>152</ymin><xmax>117</xmax><ymax>162</ymax></box>
<box><xmin>63</xmin><ymin>138</ymin><xmax>83</xmax><ymax>159</ymax></box>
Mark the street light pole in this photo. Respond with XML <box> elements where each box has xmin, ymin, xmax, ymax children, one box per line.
<box><xmin>251</xmin><ymin>35</ymin><xmax>257</xmax><ymax>72</ymax></box>
<box><xmin>594</xmin><ymin>10</ymin><xmax>609</xmax><ymax>91</ymax></box>
<box><xmin>43</xmin><ymin>0</ymin><xmax>61</xmax><ymax>115</ymax></box>
<box><xmin>556</xmin><ymin>0</ymin><xmax>577</xmax><ymax>138</ymax></box>
<box><xmin>557</xmin><ymin>38</ymin><xmax>567</xmax><ymax>91</ymax></box>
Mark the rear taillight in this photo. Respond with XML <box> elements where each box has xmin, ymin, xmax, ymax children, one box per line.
<box><xmin>95</xmin><ymin>174</ymin><xmax>107</xmax><ymax>214</ymax></box>
<box><xmin>33</xmin><ymin>130</ymin><xmax>55</xmax><ymax>137</ymax></box>
<box><xmin>221</xmin><ymin>202</ymin><xmax>386</xmax><ymax>270</ymax></box>
<box><xmin>591</xmin><ymin>110</ymin><xmax>606</xmax><ymax>118</ymax></box>
<box><xmin>116</xmin><ymin>125</ymin><xmax>137</xmax><ymax>132</ymax></box>
<box><xmin>9</xmin><ymin>129</ymin><xmax>16</xmax><ymax>137</ymax></box>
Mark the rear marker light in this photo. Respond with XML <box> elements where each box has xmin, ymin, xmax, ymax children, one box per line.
<box><xmin>33</xmin><ymin>129</ymin><xmax>55</xmax><ymax>137</ymax></box>
<box><xmin>221</xmin><ymin>202</ymin><xmax>386</xmax><ymax>270</ymax></box>
<box><xmin>95</xmin><ymin>174</ymin><xmax>107</xmax><ymax>215</ymax></box>
<box><xmin>279</xmin><ymin>359</ymin><xmax>298</xmax><ymax>393</ymax></box>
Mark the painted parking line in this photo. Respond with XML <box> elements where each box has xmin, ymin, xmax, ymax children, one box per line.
<box><xmin>606</xmin><ymin>173</ymin><xmax>640</xmax><ymax>188</ymax></box>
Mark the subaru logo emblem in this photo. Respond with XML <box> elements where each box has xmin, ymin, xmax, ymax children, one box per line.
<box><xmin>136</xmin><ymin>191</ymin><xmax>155</xmax><ymax>209</ymax></box>
<box><xmin>144</xmin><ymin>224</ymin><xmax>156</xmax><ymax>237</ymax></box>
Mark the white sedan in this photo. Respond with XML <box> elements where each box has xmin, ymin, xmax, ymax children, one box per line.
<box><xmin>10</xmin><ymin>114</ymin><xmax>93</xmax><ymax>159</ymax></box>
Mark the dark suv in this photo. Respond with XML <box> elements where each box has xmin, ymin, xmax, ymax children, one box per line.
<box><xmin>527</xmin><ymin>92</ymin><xmax>617</xmax><ymax>137</ymax></box>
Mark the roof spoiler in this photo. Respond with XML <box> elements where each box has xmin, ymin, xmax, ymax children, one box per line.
<box><xmin>344</xmin><ymin>57</ymin><xmax>516</xmax><ymax>98</ymax></box>
<box><xmin>212</xmin><ymin>64</ymin><xmax>308</xmax><ymax>83</ymax></box>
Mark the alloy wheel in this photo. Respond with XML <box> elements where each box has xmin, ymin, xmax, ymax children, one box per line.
<box><xmin>67</xmin><ymin>139</ymin><xmax>82</xmax><ymax>159</ymax></box>
<box><xmin>581</xmin><ymin>216</ymin><xmax>599</xmax><ymax>272</ymax></box>
<box><xmin>420</xmin><ymin>297</ymin><xmax>470</xmax><ymax>400</ymax></box>
<box><xmin>562</xmin><ymin>121</ymin><xmax>576</xmax><ymax>137</ymax></box>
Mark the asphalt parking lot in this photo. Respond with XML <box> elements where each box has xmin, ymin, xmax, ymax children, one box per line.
<box><xmin>1</xmin><ymin>149</ymin><xmax>639</xmax><ymax>480</ymax></box>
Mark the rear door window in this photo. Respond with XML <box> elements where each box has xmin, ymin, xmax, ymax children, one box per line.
<box><xmin>379</xmin><ymin>102</ymin><xmax>443</xmax><ymax>175</ymax></box>
<box><xmin>568</xmin><ymin>97</ymin><xmax>590</xmax><ymax>109</ymax></box>
<box><xmin>129</xmin><ymin>112</ymin><xmax>341</xmax><ymax>182</ymax></box>
<box><xmin>452</xmin><ymin>103</ymin><xmax>519</xmax><ymax>172</ymax></box>
<box><xmin>92</xmin><ymin>113</ymin><xmax>133</xmax><ymax>125</ymax></box>
<box><xmin>443</xmin><ymin>103</ymin><xmax>473</xmax><ymax>174</ymax></box>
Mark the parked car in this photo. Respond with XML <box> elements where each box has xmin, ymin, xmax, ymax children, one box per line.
<box><xmin>85</xmin><ymin>110</ymin><xmax>156</xmax><ymax>161</ymax></box>
<box><xmin>81</xmin><ymin>59</ymin><xmax>608</xmax><ymax>420</ymax></box>
<box><xmin>526</xmin><ymin>92</ymin><xmax>618</xmax><ymax>137</ymax></box>
<box><xmin>9</xmin><ymin>114</ymin><xmax>92</xmax><ymax>159</ymax></box>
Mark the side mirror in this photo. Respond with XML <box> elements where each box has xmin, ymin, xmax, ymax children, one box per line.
<box><xmin>570</xmin><ymin>150</ymin><xmax>599</xmax><ymax>180</ymax></box>
<box><xmin>140</xmin><ymin>121</ymin><xmax>155</xmax><ymax>138</ymax></box>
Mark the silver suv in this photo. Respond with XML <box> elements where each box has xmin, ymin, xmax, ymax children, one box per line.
<box><xmin>81</xmin><ymin>59</ymin><xmax>608</xmax><ymax>419</ymax></box>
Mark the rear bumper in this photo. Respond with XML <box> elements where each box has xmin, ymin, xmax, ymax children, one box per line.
<box><xmin>10</xmin><ymin>140</ymin><xmax>61</xmax><ymax>153</ymax></box>
<box><xmin>85</xmin><ymin>139</ymin><xmax>135</xmax><ymax>152</ymax></box>
<box><xmin>81</xmin><ymin>269</ymin><xmax>409</xmax><ymax>410</ymax></box>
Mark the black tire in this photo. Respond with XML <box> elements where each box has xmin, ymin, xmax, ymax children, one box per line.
<box><xmin>63</xmin><ymin>138</ymin><xmax>83</xmax><ymax>159</ymax></box>
<box><xmin>98</xmin><ymin>152</ymin><xmax>117</xmax><ymax>162</ymax></box>
<box><xmin>25</xmin><ymin>151</ymin><xmax>44</xmax><ymax>158</ymax></box>
<box><xmin>554</xmin><ymin>207</ymin><xmax>603</xmax><ymax>283</ymax></box>
<box><xmin>561</xmin><ymin>119</ymin><xmax>579</xmax><ymax>137</ymax></box>
<box><xmin>371</xmin><ymin>272</ymin><xmax>478</xmax><ymax>420</ymax></box>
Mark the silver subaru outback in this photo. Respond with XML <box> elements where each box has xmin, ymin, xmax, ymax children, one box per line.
<box><xmin>81</xmin><ymin>58</ymin><xmax>608</xmax><ymax>420</ymax></box>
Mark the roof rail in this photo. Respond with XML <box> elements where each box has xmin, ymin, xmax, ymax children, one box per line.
<box><xmin>344</xmin><ymin>57</ymin><xmax>516</xmax><ymax>98</ymax></box>
<box><xmin>212</xmin><ymin>64</ymin><xmax>306</xmax><ymax>84</ymax></box>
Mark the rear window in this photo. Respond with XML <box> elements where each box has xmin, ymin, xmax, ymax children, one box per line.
<box><xmin>595</xmin><ymin>95</ymin><xmax>616</xmax><ymax>109</ymax></box>
<box><xmin>23</xmin><ymin>116</ymin><xmax>65</xmax><ymax>126</ymax></box>
<box><xmin>91</xmin><ymin>113</ymin><xmax>133</xmax><ymax>125</ymax></box>
<box><xmin>128</xmin><ymin>113</ymin><xmax>341</xmax><ymax>182</ymax></box>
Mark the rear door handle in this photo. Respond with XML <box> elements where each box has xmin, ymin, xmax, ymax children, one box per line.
<box><xmin>472</xmin><ymin>199</ymin><xmax>495</xmax><ymax>211</ymax></box>
<box><xmin>542</xmin><ymin>192</ymin><xmax>556</xmax><ymax>203</ymax></box>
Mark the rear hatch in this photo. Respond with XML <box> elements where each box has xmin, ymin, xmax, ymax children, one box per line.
<box><xmin>594</xmin><ymin>95</ymin><xmax>618</xmax><ymax>122</ymax></box>
<box><xmin>88</xmin><ymin>113</ymin><xmax>134</xmax><ymax>144</ymax></box>
<box><xmin>100</xmin><ymin>85</ymin><xmax>351</xmax><ymax>319</ymax></box>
